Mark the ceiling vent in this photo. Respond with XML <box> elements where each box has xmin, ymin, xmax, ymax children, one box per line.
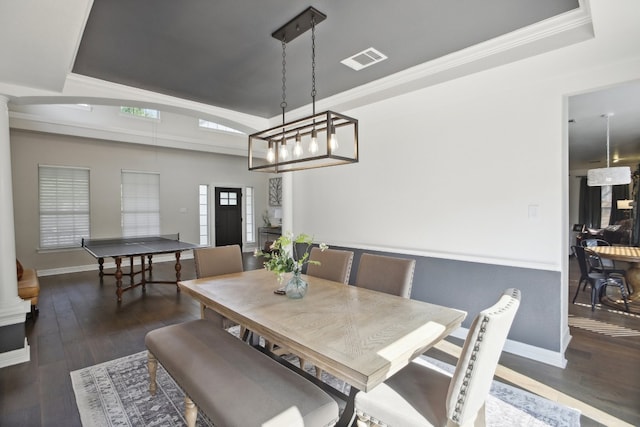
<box><xmin>341</xmin><ymin>47</ymin><xmax>387</xmax><ymax>71</ymax></box>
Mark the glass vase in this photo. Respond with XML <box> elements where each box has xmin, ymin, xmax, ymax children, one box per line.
<box><xmin>285</xmin><ymin>271</ymin><xmax>308</xmax><ymax>299</ymax></box>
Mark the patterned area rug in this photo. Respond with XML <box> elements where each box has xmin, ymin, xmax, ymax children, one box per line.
<box><xmin>71</xmin><ymin>345</ymin><xmax>580</xmax><ymax>426</ymax></box>
<box><xmin>601</xmin><ymin>287</ymin><xmax>640</xmax><ymax>315</ymax></box>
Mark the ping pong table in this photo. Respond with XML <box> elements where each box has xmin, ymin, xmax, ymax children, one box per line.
<box><xmin>82</xmin><ymin>234</ymin><xmax>199</xmax><ymax>302</ymax></box>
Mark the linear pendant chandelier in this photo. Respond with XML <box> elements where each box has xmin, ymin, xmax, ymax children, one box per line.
<box><xmin>248</xmin><ymin>7</ymin><xmax>359</xmax><ymax>173</ymax></box>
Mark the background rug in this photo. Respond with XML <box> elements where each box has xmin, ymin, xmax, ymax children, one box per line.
<box><xmin>72</xmin><ymin>349</ymin><xmax>580</xmax><ymax>427</ymax></box>
<box><xmin>602</xmin><ymin>287</ymin><xmax>640</xmax><ymax>315</ymax></box>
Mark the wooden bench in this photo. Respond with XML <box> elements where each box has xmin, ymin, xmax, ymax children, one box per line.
<box><xmin>145</xmin><ymin>319</ymin><xmax>339</xmax><ymax>427</ymax></box>
<box><xmin>17</xmin><ymin>261</ymin><xmax>40</xmax><ymax>316</ymax></box>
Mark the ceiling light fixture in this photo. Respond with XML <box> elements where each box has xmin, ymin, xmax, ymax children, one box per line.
<box><xmin>587</xmin><ymin>113</ymin><xmax>631</xmax><ymax>186</ymax></box>
<box><xmin>248</xmin><ymin>7</ymin><xmax>359</xmax><ymax>173</ymax></box>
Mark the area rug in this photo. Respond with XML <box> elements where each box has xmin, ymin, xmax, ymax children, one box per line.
<box><xmin>71</xmin><ymin>347</ymin><xmax>580</xmax><ymax>426</ymax></box>
<box><xmin>601</xmin><ymin>286</ymin><xmax>640</xmax><ymax>315</ymax></box>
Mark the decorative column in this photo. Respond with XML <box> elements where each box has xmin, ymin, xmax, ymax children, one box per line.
<box><xmin>0</xmin><ymin>95</ymin><xmax>31</xmax><ymax>368</ymax></box>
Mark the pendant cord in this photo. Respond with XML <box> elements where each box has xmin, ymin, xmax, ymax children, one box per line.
<box><xmin>281</xmin><ymin>38</ymin><xmax>287</xmax><ymax>126</ymax></box>
<box><xmin>606</xmin><ymin>114</ymin><xmax>611</xmax><ymax>168</ymax></box>
<box><xmin>311</xmin><ymin>16</ymin><xmax>316</xmax><ymax>116</ymax></box>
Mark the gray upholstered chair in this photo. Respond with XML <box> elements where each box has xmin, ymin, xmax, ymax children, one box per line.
<box><xmin>193</xmin><ymin>245</ymin><xmax>245</xmax><ymax>332</ymax></box>
<box><xmin>355</xmin><ymin>253</ymin><xmax>416</xmax><ymax>298</ymax></box>
<box><xmin>354</xmin><ymin>288</ymin><xmax>521</xmax><ymax>427</ymax></box>
<box><xmin>306</xmin><ymin>247</ymin><xmax>354</xmax><ymax>284</ymax></box>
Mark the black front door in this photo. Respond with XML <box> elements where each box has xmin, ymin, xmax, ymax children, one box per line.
<box><xmin>214</xmin><ymin>187</ymin><xmax>242</xmax><ymax>249</ymax></box>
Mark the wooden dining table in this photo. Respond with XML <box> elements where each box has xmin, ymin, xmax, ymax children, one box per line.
<box><xmin>178</xmin><ymin>268</ymin><xmax>466</xmax><ymax>426</ymax></box>
<box><xmin>590</xmin><ymin>245</ymin><xmax>640</xmax><ymax>291</ymax></box>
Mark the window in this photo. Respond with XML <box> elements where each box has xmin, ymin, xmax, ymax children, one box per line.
<box><xmin>198</xmin><ymin>119</ymin><xmax>243</xmax><ymax>134</ymax></box>
<box><xmin>199</xmin><ymin>185</ymin><xmax>209</xmax><ymax>245</ymax></box>
<box><xmin>121</xmin><ymin>171</ymin><xmax>160</xmax><ymax>237</ymax></box>
<box><xmin>218</xmin><ymin>191</ymin><xmax>238</xmax><ymax>206</ymax></box>
<box><xmin>120</xmin><ymin>106</ymin><xmax>160</xmax><ymax>120</ymax></box>
<box><xmin>39</xmin><ymin>165</ymin><xmax>90</xmax><ymax>249</ymax></box>
<box><xmin>245</xmin><ymin>187</ymin><xmax>255</xmax><ymax>243</ymax></box>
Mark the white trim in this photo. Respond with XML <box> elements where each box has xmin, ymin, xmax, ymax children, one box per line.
<box><xmin>450</xmin><ymin>327</ymin><xmax>568</xmax><ymax>368</ymax></box>
<box><xmin>0</xmin><ymin>298</ymin><xmax>31</xmax><ymax>327</ymax></box>
<box><xmin>0</xmin><ymin>338</ymin><xmax>30</xmax><ymax>369</ymax></box>
<box><xmin>321</xmin><ymin>240</ymin><xmax>560</xmax><ymax>272</ymax></box>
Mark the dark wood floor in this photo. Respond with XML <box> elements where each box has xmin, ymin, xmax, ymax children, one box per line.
<box><xmin>1</xmin><ymin>255</ymin><xmax>639</xmax><ymax>426</ymax></box>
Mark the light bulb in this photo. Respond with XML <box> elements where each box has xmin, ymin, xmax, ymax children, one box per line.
<box><xmin>293</xmin><ymin>132</ymin><xmax>303</xmax><ymax>157</ymax></box>
<box><xmin>279</xmin><ymin>140</ymin><xmax>289</xmax><ymax>160</ymax></box>
<box><xmin>267</xmin><ymin>142</ymin><xmax>275</xmax><ymax>163</ymax></box>
<box><xmin>329</xmin><ymin>126</ymin><xmax>338</xmax><ymax>151</ymax></box>
<box><xmin>309</xmin><ymin>129</ymin><xmax>319</xmax><ymax>154</ymax></box>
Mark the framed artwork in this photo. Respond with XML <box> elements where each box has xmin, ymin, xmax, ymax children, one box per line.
<box><xmin>269</xmin><ymin>177</ymin><xmax>282</xmax><ymax>206</ymax></box>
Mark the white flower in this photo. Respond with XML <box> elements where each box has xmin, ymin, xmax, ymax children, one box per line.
<box><xmin>319</xmin><ymin>243</ymin><xmax>328</xmax><ymax>251</ymax></box>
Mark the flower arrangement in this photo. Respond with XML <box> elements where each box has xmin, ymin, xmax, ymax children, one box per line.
<box><xmin>255</xmin><ymin>232</ymin><xmax>328</xmax><ymax>279</ymax></box>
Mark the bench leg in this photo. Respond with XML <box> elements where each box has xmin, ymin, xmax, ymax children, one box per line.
<box><xmin>184</xmin><ymin>395</ymin><xmax>198</xmax><ymax>427</ymax></box>
<box><xmin>148</xmin><ymin>351</ymin><xmax>158</xmax><ymax>395</ymax></box>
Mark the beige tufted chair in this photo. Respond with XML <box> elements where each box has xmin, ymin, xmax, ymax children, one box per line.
<box><xmin>355</xmin><ymin>253</ymin><xmax>416</xmax><ymax>298</ymax></box>
<box><xmin>354</xmin><ymin>288</ymin><xmax>521</xmax><ymax>427</ymax></box>
<box><xmin>306</xmin><ymin>247</ymin><xmax>354</xmax><ymax>284</ymax></box>
<box><xmin>193</xmin><ymin>245</ymin><xmax>245</xmax><ymax>333</ymax></box>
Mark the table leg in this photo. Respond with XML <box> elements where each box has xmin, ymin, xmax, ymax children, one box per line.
<box><xmin>129</xmin><ymin>256</ymin><xmax>135</xmax><ymax>282</ymax></box>
<box><xmin>140</xmin><ymin>255</ymin><xmax>146</xmax><ymax>292</ymax></box>
<box><xmin>98</xmin><ymin>257</ymin><xmax>105</xmax><ymax>278</ymax></box>
<box><xmin>115</xmin><ymin>257</ymin><xmax>123</xmax><ymax>302</ymax></box>
<box><xmin>625</xmin><ymin>262</ymin><xmax>639</xmax><ymax>293</ymax></box>
<box><xmin>175</xmin><ymin>251</ymin><xmax>182</xmax><ymax>292</ymax></box>
<box><xmin>148</xmin><ymin>254</ymin><xmax>153</xmax><ymax>274</ymax></box>
<box><xmin>336</xmin><ymin>387</ymin><xmax>358</xmax><ymax>427</ymax></box>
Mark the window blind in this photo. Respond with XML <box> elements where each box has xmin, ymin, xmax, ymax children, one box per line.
<box><xmin>39</xmin><ymin>165</ymin><xmax>90</xmax><ymax>249</ymax></box>
<box><xmin>121</xmin><ymin>171</ymin><xmax>160</xmax><ymax>237</ymax></box>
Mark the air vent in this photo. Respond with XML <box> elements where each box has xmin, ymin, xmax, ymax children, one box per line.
<box><xmin>341</xmin><ymin>47</ymin><xmax>387</xmax><ymax>71</ymax></box>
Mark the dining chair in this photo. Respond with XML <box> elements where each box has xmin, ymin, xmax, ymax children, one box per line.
<box><xmin>571</xmin><ymin>245</ymin><xmax>629</xmax><ymax>312</ymax></box>
<box><xmin>580</xmin><ymin>238</ymin><xmax>616</xmax><ymax>272</ymax></box>
<box><xmin>354</xmin><ymin>288</ymin><xmax>521</xmax><ymax>427</ymax></box>
<box><xmin>306</xmin><ymin>247</ymin><xmax>354</xmax><ymax>284</ymax></box>
<box><xmin>355</xmin><ymin>253</ymin><xmax>416</xmax><ymax>298</ymax></box>
<box><xmin>193</xmin><ymin>245</ymin><xmax>247</xmax><ymax>334</ymax></box>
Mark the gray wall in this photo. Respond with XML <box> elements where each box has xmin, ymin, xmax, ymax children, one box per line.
<box><xmin>10</xmin><ymin>129</ymin><xmax>271</xmax><ymax>270</ymax></box>
<box><xmin>329</xmin><ymin>246</ymin><xmax>561</xmax><ymax>352</ymax></box>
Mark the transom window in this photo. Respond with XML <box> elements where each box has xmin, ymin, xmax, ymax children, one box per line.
<box><xmin>120</xmin><ymin>106</ymin><xmax>160</xmax><ymax>120</ymax></box>
<box><xmin>198</xmin><ymin>119</ymin><xmax>243</xmax><ymax>134</ymax></box>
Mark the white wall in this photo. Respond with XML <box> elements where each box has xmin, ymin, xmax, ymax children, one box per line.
<box><xmin>291</xmin><ymin>0</ymin><xmax>640</xmax><ymax>270</ymax></box>
<box><xmin>10</xmin><ymin>129</ymin><xmax>270</xmax><ymax>271</ymax></box>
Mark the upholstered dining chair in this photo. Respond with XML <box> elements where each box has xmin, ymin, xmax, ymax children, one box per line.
<box><xmin>306</xmin><ymin>247</ymin><xmax>354</xmax><ymax>284</ymax></box>
<box><xmin>355</xmin><ymin>253</ymin><xmax>416</xmax><ymax>298</ymax></box>
<box><xmin>354</xmin><ymin>288</ymin><xmax>521</xmax><ymax>427</ymax></box>
<box><xmin>572</xmin><ymin>245</ymin><xmax>630</xmax><ymax>312</ymax></box>
<box><xmin>193</xmin><ymin>245</ymin><xmax>246</xmax><ymax>333</ymax></box>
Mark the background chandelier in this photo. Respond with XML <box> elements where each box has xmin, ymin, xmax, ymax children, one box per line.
<box><xmin>248</xmin><ymin>7</ymin><xmax>359</xmax><ymax>173</ymax></box>
<box><xmin>587</xmin><ymin>113</ymin><xmax>631</xmax><ymax>186</ymax></box>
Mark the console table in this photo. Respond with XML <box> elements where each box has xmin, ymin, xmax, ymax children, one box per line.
<box><xmin>258</xmin><ymin>226</ymin><xmax>281</xmax><ymax>251</ymax></box>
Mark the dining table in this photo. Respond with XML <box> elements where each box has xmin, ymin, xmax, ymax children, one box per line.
<box><xmin>590</xmin><ymin>245</ymin><xmax>640</xmax><ymax>291</ymax></box>
<box><xmin>178</xmin><ymin>268</ymin><xmax>466</xmax><ymax>426</ymax></box>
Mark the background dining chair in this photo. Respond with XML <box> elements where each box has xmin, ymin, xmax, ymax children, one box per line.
<box><xmin>571</xmin><ymin>245</ymin><xmax>629</xmax><ymax>312</ymax></box>
<box><xmin>306</xmin><ymin>247</ymin><xmax>354</xmax><ymax>284</ymax></box>
<box><xmin>580</xmin><ymin>238</ymin><xmax>616</xmax><ymax>272</ymax></box>
<box><xmin>355</xmin><ymin>253</ymin><xmax>416</xmax><ymax>298</ymax></box>
<box><xmin>354</xmin><ymin>288</ymin><xmax>521</xmax><ymax>427</ymax></box>
<box><xmin>193</xmin><ymin>245</ymin><xmax>246</xmax><ymax>333</ymax></box>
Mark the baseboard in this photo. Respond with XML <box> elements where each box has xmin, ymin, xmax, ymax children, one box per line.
<box><xmin>450</xmin><ymin>327</ymin><xmax>568</xmax><ymax>368</ymax></box>
<box><xmin>0</xmin><ymin>338</ymin><xmax>30</xmax><ymax>369</ymax></box>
